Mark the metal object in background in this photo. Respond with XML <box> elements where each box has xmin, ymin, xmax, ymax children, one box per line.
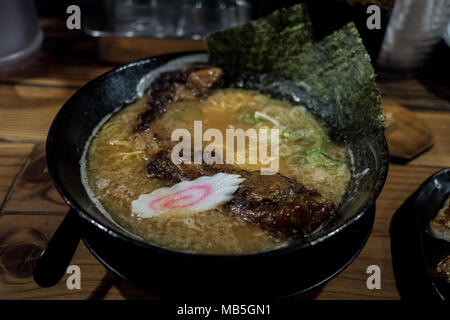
<box><xmin>444</xmin><ymin>20</ymin><xmax>450</xmax><ymax>47</ymax></box>
<box><xmin>175</xmin><ymin>0</ymin><xmax>252</xmax><ymax>39</ymax></box>
<box><xmin>0</xmin><ymin>0</ymin><xmax>43</xmax><ymax>73</ymax></box>
<box><xmin>85</xmin><ymin>0</ymin><xmax>252</xmax><ymax>39</ymax></box>
<box><xmin>377</xmin><ymin>0</ymin><xmax>450</xmax><ymax>73</ymax></box>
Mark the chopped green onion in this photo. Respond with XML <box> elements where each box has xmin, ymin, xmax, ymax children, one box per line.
<box><xmin>254</xmin><ymin>111</ymin><xmax>280</xmax><ymax>127</ymax></box>
<box><xmin>298</xmin><ymin>146</ymin><xmax>342</xmax><ymax>168</ymax></box>
<box><xmin>241</xmin><ymin>112</ymin><xmax>263</xmax><ymax>124</ymax></box>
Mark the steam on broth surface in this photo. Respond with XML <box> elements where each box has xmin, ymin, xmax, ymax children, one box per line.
<box><xmin>85</xmin><ymin>88</ymin><xmax>351</xmax><ymax>254</ymax></box>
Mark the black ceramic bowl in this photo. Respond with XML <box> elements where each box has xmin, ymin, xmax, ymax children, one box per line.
<box><xmin>34</xmin><ymin>52</ymin><xmax>389</xmax><ymax>300</ymax></box>
<box><xmin>391</xmin><ymin>168</ymin><xmax>450</xmax><ymax>301</ymax></box>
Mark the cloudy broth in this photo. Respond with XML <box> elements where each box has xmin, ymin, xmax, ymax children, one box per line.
<box><xmin>84</xmin><ymin>89</ymin><xmax>351</xmax><ymax>254</ymax></box>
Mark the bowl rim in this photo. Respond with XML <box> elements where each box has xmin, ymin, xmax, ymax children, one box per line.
<box><xmin>413</xmin><ymin>167</ymin><xmax>450</xmax><ymax>301</ymax></box>
<box><xmin>46</xmin><ymin>51</ymin><xmax>390</xmax><ymax>259</ymax></box>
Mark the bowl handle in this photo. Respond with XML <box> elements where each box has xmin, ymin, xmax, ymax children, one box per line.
<box><xmin>33</xmin><ymin>209</ymin><xmax>82</xmax><ymax>287</ymax></box>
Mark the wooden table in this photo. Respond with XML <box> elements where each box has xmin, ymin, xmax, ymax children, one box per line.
<box><xmin>0</xmin><ymin>20</ymin><xmax>449</xmax><ymax>300</ymax></box>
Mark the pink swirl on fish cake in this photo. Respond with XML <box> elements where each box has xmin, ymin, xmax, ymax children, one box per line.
<box><xmin>149</xmin><ymin>184</ymin><xmax>212</xmax><ymax>210</ymax></box>
<box><xmin>132</xmin><ymin>173</ymin><xmax>244</xmax><ymax>218</ymax></box>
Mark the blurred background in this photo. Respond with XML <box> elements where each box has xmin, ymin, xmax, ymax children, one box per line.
<box><xmin>1</xmin><ymin>0</ymin><xmax>449</xmax><ymax>74</ymax></box>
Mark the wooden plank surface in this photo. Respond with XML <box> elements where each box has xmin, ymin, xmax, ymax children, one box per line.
<box><xmin>2</xmin><ymin>143</ymin><xmax>67</xmax><ymax>214</ymax></box>
<box><xmin>0</xmin><ymin>85</ymin><xmax>76</xmax><ymax>142</ymax></box>
<box><xmin>0</xmin><ymin>215</ymin><xmax>157</xmax><ymax>300</ymax></box>
<box><xmin>378</xmin><ymin>78</ymin><xmax>450</xmax><ymax>110</ymax></box>
<box><xmin>0</xmin><ymin>19</ymin><xmax>449</xmax><ymax>300</ymax></box>
<box><xmin>409</xmin><ymin>112</ymin><xmax>450</xmax><ymax>167</ymax></box>
<box><xmin>0</xmin><ymin>143</ymin><xmax>35</xmax><ymax>209</ymax></box>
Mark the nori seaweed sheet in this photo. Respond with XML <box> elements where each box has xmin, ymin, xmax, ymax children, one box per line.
<box><xmin>272</xmin><ymin>22</ymin><xmax>384</xmax><ymax>140</ymax></box>
<box><xmin>205</xmin><ymin>3</ymin><xmax>315</xmax><ymax>73</ymax></box>
<box><xmin>205</xmin><ymin>6</ymin><xmax>384</xmax><ymax>141</ymax></box>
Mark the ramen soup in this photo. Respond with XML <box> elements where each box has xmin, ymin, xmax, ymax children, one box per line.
<box><xmin>83</xmin><ymin>70</ymin><xmax>351</xmax><ymax>254</ymax></box>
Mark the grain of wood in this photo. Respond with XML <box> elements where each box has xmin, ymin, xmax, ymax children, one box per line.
<box><xmin>379</xmin><ymin>79</ymin><xmax>450</xmax><ymax>110</ymax></box>
<box><xmin>0</xmin><ymin>143</ymin><xmax>35</xmax><ymax>210</ymax></box>
<box><xmin>0</xmin><ymin>214</ymin><xmax>158</xmax><ymax>300</ymax></box>
<box><xmin>383</xmin><ymin>103</ymin><xmax>434</xmax><ymax>160</ymax></box>
<box><xmin>3</xmin><ymin>143</ymin><xmax>67</xmax><ymax>214</ymax></box>
<box><xmin>309</xmin><ymin>235</ymin><xmax>400</xmax><ymax>300</ymax></box>
<box><xmin>98</xmin><ymin>37</ymin><xmax>206</xmax><ymax>64</ymax></box>
<box><xmin>3</xmin><ymin>59</ymin><xmax>111</xmax><ymax>89</ymax></box>
<box><xmin>0</xmin><ymin>85</ymin><xmax>75</xmax><ymax>142</ymax></box>
<box><xmin>409</xmin><ymin>112</ymin><xmax>450</xmax><ymax>167</ymax></box>
<box><xmin>373</xmin><ymin>164</ymin><xmax>443</xmax><ymax>234</ymax></box>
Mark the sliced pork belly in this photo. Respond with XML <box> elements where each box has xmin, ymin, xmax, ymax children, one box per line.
<box><xmin>145</xmin><ymin>150</ymin><xmax>336</xmax><ymax>235</ymax></box>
